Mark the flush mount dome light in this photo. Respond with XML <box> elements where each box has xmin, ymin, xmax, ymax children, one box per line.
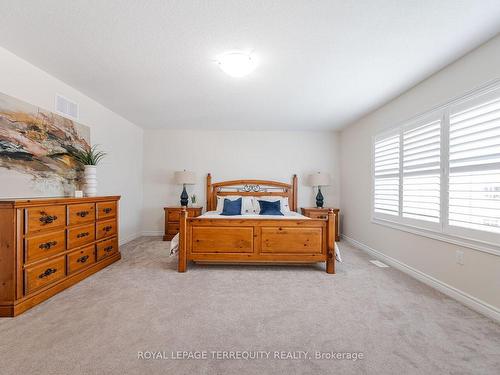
<box><xmin>215</xmin><ymin>51</ymin><xmax>257</xmax><ymax>78</ymax></box>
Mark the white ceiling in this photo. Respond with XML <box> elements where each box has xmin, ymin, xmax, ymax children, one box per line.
<box><xmin>0</xmin><ymin>1</ymin><xmax>499</xmax><ymax>131</ymax></box>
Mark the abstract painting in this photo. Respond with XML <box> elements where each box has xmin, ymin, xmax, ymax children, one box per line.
<box><xmin>0</xmin><ymin>92</ymin><xmax>90</xmax><ymax>194</ymax></box>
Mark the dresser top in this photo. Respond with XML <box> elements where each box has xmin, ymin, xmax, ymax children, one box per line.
<box><xmin>0</xmin><ymin>195</ymin><xmax>120</xmax><ymax>207</ymax></box>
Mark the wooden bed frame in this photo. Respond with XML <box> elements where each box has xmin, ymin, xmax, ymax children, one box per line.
<box><xmin>178</xmin><ymin>173</ymin><xmax>336</xmax><ymax>274</ymax></box>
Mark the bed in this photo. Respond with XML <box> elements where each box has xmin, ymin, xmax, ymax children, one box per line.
<box><xmin>175</xmin><ymin>173</ymin><xmax>337</xmax><ymax>273</ymax></box>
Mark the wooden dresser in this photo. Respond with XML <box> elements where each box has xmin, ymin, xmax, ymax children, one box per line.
<box><xmin>0</xmin><ymin>196</ymin><xmax>120</xmax><ymax>317</ymax></box>
<box><xmin>301</xmin><ymin>207</ymin><xmax>340</xmax><ymax>241</ymax></box>
<box><xmin>163</xmin><ymin>206</ymin><xmax>202</xmax><ymax>241</ymax></box>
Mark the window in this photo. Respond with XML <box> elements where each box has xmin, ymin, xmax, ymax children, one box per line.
<box><xmin>402</xmin><ymin>118</ymin><xmax>441</xmax><ymax>223</ymax></box>
<box><xmin>372</xmin><ymin>81</ymin><xmax>500</xmax><ymax>253</ymax></box>
<box><xmin>374</xmin><ymin>134</ymin><xmax>400</xmax><ymax>216</ymax></box>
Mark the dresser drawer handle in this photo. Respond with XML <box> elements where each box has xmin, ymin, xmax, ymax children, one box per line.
<box><xmin>77</xmin><ymin>255</ymin><xmax>89</xmax><ymax>263</ymax></box>
<box><xmin>104</xmin><ymin>246</ymin><xmax>114</xmax><ymax>252</ymax></box>
<box><xmin>38</xmin><ymin>268</ymin><xmax>57</xmax><ymax>279</ymax></box>
<box><xmin>103</xmin><ymin>226</ymin><xmax>113</xmax><ymax>232</ymax></box>
<box><xmin>76</xmin><ymin>232</ymin><xmax>90</xmax><ymax>238</ymax></box>
<box><xmin>76</xmin><ymin>211</ymin><xmax>89</xmax><ymax>217</ymax></box>
<box><xmin>103</xmin><ymin>208</ymin><xmax>112</xmax><ymax>214</ymax></box>
<box><xmin>39</xmin><ymin>241</ymin><xmax>57</xmax><ymax>250</ymax></box>
<box><xmin>39</xmin><ymin>213</ymin><xmax>58</xmax><ymax>225</ymax></box>
<box><xmin>318</xmin><ymin>215</ymin><xmax>327</xmax><ymax>219</ymax></box>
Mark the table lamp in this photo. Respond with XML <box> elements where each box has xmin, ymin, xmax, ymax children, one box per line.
<box><xmin>308</xmin><ymin>172</ymin><xmax>331</xmax><ymax>208</ymax></box>
<box><xmin>174</xmin><ymin>170</ymin><xmax>196</xmax><ymax>206</ymax></box>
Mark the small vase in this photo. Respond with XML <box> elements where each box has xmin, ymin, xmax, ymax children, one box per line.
<box><xmin>83</xmin><ymin>165</ymin><xmax>97</xmax><ymax>197</ymax></box>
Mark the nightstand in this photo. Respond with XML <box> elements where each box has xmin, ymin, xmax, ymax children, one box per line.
<box><xmin>163</xmin><ymin>206</ymin><xmax>202</xmax><ymax>241</ymax></box>
<box><xmin>301</xmin><ymin>207</ymin><xmax>340</xmax><ymax>241</ymax></box>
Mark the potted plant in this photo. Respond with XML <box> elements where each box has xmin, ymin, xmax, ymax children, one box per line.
<box><xmin>72</xmin><ymin>145</ymin><xmax>106</xmax><ymax>197</ymax></box>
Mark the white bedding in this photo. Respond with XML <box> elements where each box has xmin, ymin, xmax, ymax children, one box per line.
<box><xmin>168</xmin><ymin>210</ymin><xmax>342</xmax><ymax>262</ymax></box>
<box><xmin>201</xmin><ymin>210</ymin><xmax>309</xmax><ymax>219</ymax></box>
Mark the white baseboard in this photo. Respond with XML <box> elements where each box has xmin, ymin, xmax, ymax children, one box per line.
<box><xmin>342</xmin><ymin>235</ymin><xmax>500</xmax><ymax>323</ymax></box>
<box><xmin>119</xmin><ymin>232</ymin><xmax>142</xmax><ymax>245</ymax></box>
<box><xmin>141</xmin><ymin>230</ymin><xmax>163</xmax><ymax>236</ymax></box>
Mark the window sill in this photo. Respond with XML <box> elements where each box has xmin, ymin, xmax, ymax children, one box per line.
<box><xmin>371</xmin><ymin>217</ymin><xmax>500</xmax><ymax>257</ymax></box>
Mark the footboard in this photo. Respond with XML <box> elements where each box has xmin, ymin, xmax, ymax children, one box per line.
<box><xmin>178</xmin><ymin>209</ymin><xmax>336</xmax><ymax>274</ymax></box>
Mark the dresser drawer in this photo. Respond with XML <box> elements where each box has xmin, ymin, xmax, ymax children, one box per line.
<box><xmin>26</xmin><ymin>205</ymin><xmax>66</xmax><ymax>233</ymax></box>
<box><xmin>67</xmin><ymin>245</ymin><xmax>96</xmax><ymax>275</ymax></box>
<box><xmin>67</xmin><ymin>223</ymin><xmax>95</xmax><ymax>249</ymax></box>
<box><xmin>68</xmin><ymin>203</ymin><xmax>95</xmax><ymax>226</ymax></box>
<box><xmin>96</xmin><ymin>201</ymin><xmax>117</xmax><ymax>220</ymax></box>
<box><xmin>25</xmin><ymin>230</ymin><xmax>66</xmax><ymax>264</ymax></box>
<box><xmin>96</xmin><ymin>219</ymin><xmax>117</xmax><ymax>240</ymax></box>
<box><xmin>96</xmin><ymin>237</ymin><xmax>118</xmax><ymax>261</ymax></box>
<box><xmin>25</xmin><ymin>255</ymin><xmax>66</xmax><ymax>295</ymax></box>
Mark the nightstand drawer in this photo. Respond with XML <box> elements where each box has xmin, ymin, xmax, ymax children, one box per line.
<box><xmin>308</xmin><ymin>212</ymin><xmax>328</xmax><ymax>219</ymax></box>
<box><xmin>167</xmin><ymin>210</ymin><xmax>181</xmax><ymax>222</ymax></box>
<box><xmin>167</xmin><ymin>223</ymin><xmax>180</xmax><ymax>234</ymax></box>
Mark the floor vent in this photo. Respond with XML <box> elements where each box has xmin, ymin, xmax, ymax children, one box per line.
<box><xmin>370</xmin><ymin>260</ymin><xmax>389</xmax><ymax>268</ymax></box>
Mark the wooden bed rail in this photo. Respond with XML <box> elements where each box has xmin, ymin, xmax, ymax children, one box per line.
<box><xmin>177</xmin><ymin>207</ymin><xmax>336</xmax><ymax>274</ymax></box>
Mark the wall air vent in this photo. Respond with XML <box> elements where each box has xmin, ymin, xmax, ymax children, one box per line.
<box><xmin>55</xmin><ymin>94</ymin><xmax>79</xmax><ymax>120</ymax></box>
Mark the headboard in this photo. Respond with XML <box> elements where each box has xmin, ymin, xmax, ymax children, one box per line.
<box><xmin>206</xmin><ymin>173</ymin><xmax>298</xmax><ymax>212</ymax></box>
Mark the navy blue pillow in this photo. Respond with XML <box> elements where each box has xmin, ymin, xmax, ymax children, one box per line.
<box><xmin>258</xmin><ymin>200</ymin><xmax>283</xmax><ymax>216</ymax></box>
<box><xmin>221</xmin><ymin>198</ymin><xmax>242</xmax><ymax>215</ymax></box>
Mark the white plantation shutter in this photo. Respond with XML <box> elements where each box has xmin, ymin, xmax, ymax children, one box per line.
<box><xmin>374</xmin><ymin>134</ymin><xmax>400</xmax><ymax>216</ymax></box>
<box><xmin>402</xmin><ymin>119</ymin><xmax>441</xmax><ymax>223</ymax></box>
<box><xmin>372</xmin><ymin>82</ymin><xmax>500</xmax><ymax>252</ymax></box>
<box><xmin>448</xmin><ymin>94</ymin><xmax>500</xmax><ymax>234</ymax></box>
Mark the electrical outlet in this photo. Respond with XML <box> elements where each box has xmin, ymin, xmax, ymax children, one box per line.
<box><xmin>456</xmin><ymin>250</ymin><xmax>464</xmax><ymax>265</ymax></box>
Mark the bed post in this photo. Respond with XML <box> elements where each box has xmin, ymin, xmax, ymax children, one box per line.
<box><xmin>292</xmin><ymin>174</ymin><xmax>298</xmax><ymax>212</ymax></box>
<box><xmin>326</xmin><ymin>208</ymin><xmax>336</xmax><ymax>274</ymax></box>
<box><xmin>206</xmin><ymin>173</ymin><xmax>212</xmax><ymax>211</ymax></box>
<box><xmin>178</xmin><ymin>207</ymin><xmax>188</xmax><ymax>272</ymax></box>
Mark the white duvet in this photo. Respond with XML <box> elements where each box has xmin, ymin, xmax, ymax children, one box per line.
<box><xmin>169</xmin><ymin>211</ymin><xmax>342</xmax><ymax>262</ymax></box>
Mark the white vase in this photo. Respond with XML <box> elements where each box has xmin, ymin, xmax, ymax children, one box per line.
<box><xmin>83</xmin><ymin>165</ymin><xmax>97</xmax><ymax>197</ymax></box>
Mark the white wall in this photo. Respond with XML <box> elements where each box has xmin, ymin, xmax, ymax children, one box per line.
<box><xmin>339</xmin><ymin>34</ymin><xmax>500</xmax><ymax>312</ymax></box>
<box><xmin>0</xmin><ymin>47</ymin><xmax>144</xmax><ymax>243</ymax></box>
<box><xmin>142</xmin><ymin>129</ymin><xmax>340</xmax><ymax>234</ymax></box>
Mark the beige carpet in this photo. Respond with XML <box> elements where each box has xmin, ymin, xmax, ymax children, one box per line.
<box><xmin>0</xmin><ymin>237</ymin><xmax>499</xmax><ymax>375</ymax></box>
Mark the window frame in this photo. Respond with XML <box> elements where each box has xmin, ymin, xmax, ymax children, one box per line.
<box><xmin>371</xmin><ymin>79</ymin><xmax>500</xmax><ymax>256</ymax></box>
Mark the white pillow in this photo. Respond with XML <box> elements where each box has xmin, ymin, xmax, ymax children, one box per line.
<box><xmin>216</xmin><ymin>196</ymin><xmax>255</xmax><ymax>215</ymax></box>
<box><xmin>253</xmin><ymin>196</ymin><xmax>291</xmax><ymax>214</ymax></box>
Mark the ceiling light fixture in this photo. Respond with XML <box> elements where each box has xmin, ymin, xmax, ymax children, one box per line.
<box><xmin>215</xmin><ymin>51</ymin><xmax>257</xmax><ymax>78</ymax></box>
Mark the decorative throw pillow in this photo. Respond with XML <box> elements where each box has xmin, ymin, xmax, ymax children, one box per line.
<box><xmin>216</xmin><ymin>195</ymin><xmax>240</xmax><ymax>212</ymax></box>
<box><xmin>221</xmin><ymin>198</ymin><xmax>242</xmax><ymax>216</ymax></box>
<box><xmin>258</xmin><ymin>200</ymin><xmax>283</xmax><ymax>216</ymax></box>
<box><xmin>253</xmin><ymin>196</ymin><xmax>290</xmax><ymax>213</ymax></box>
<box><xmin>216</xmin><ymin>196</ymin><xmax>254</xmax><ymax>214</ymax></box>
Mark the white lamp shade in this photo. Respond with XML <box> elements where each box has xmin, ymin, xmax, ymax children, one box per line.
<box><xmin>174</xmin><ymin>170</ymin><xmax>196</xmax><ymax>185</ymax></box>
<box><xmin>308</xmin><ymin>172</ymin><xmax>331</xmax><ymax>187</ymax></box>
